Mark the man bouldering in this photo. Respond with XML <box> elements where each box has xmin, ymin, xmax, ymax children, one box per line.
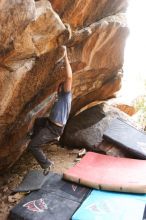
<box><xmin>28</xmin><ymin>46</ymin><xmax>72</xmax><ymax>175</ymax></box>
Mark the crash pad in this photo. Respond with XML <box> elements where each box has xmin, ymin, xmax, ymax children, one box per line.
<box><xmin>72</xmin><ymin>190</ymin><xmax>146</xmax><ymax>220</ymax></box>
<box><xmin>14</xmin><ymin>170</ymin><xmax>49</xmax><ymax>192</ymax></box>
<box><xmin>63</xmin><ymin>152</ymin><xmax>146</xmax><ymax>193</ymax></box>
<box><xmin>10</xmin><ymin>173</ymin><xmax>91</xmax><ymax>220</ymax></box>
<box><xmin>41</xmin><ymin>172</ymin><xmax>90</xmax><ymax>203</ymax></box>
<box><xmin>103</xmin><ymin>118</ymin><xmax>146</xmax><ymax>159</ymax></box>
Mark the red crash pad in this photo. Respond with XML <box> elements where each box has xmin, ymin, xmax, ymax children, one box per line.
<box><xmin>63</xmin><ymin>152</ymin><xmax>146</xmax><ymax>193</ymax></box>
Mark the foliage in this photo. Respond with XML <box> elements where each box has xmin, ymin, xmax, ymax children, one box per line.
<box><xmin>133</xmin><ymin>82</ymin><xmax>146</xmax><ymax>130</ymax></box>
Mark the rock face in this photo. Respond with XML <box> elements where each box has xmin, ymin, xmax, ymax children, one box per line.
<box><xmin>0</xmin><ymin>0</ymin><xmax>128</xmax><ymax>172</ymax></box>
<box><xmin>61</xmin><ymin>104</ymin><xmax>130</xmax><ymax>149</ymax></box>
<box><xmin>0</xmin><ymin>0</ymin><xmax>36</xmax><ymax>52</ymax></box>
<box><xmin>61</xmin><ymin>104</ymin><xmax>139</xmax><ymax>158</ymax></box>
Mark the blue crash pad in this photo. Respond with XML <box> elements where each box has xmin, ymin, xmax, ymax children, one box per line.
<box><xmin>72</xmin><ymin>190</ymin><xmax>146</xmax><ymax>220</ymax></box>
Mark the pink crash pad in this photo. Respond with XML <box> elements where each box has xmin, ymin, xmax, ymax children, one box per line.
<box><xmin>63</xmin><ymin>152</ymin><xmax>146</xmax><ymax>193</ymax></box>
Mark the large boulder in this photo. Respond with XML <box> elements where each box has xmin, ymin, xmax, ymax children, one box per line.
<box><xmin>61</xmin><ymin>104</ymin><xmax>131</xmax><ymax>149</ymax></box>
<box><xmin>0</xmin><ymin>0</ymin><xmax>128</xmax><ymax>172</ymax></box>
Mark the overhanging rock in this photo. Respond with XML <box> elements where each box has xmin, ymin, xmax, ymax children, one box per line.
<box><xmin>0</xmin><ymin>0</ymin><xmax>128</xmax><ymax>172</ymax></box>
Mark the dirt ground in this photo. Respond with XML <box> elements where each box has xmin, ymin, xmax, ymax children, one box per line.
<box><xmin>0</xmin><ymin>143</ymin><xmax>79</xmax><ymax>220</ymax></box>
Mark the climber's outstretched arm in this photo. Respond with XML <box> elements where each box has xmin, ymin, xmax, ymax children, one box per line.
<box><xmin>63</xmin><ymin>47</ymin><xmax>72</xmax><ymax>92</ymax></box>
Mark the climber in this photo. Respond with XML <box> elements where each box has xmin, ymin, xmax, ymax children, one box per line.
<box><xmin>28</xmin><ymin>46</ymin><xmax>72</xmax><ymax>175</ymax></box>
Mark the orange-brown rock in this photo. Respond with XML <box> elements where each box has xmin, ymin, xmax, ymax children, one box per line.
<box><xmin>115</xmin><ymin>104</ymin><xmax>137</xmax><ymax>116</ymax></box>
<box><xmin>50</xmin><ymin>0</ymin><xmax>127</xmax><ymax>28</ymax></box>
<box><xmin>0</xmin><ymin>0</ymin><xmax>128</xmax><ymax>172</ymax></box>
<box><xmin>0</xmin><ymin>0</ymin><xmax>35</xmax><ymax>52</ymax></box>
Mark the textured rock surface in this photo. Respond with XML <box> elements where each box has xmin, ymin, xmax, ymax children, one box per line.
<box><xmin>50</xmin><ymin>0</ymin><xmax>127</xmax><ymax>28</ymax></box>
<box><xmin>0</xmin><ymin>0</ymin><xmax>128</xmax><ymax>172</ymax></box>
<box><xmin>0</xmin><ymin>0</ymin><xmax>36</xmax><ymax>52</ymax></box>
<box><xmin>115</xmin><ymin>104</ymin><xmax>136</xmax><ymax>116</ymax></box>
<box><xmin>61</xmin><ymin>104</ymin><xmax>131</xmax><ymax>150</ymax></box>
